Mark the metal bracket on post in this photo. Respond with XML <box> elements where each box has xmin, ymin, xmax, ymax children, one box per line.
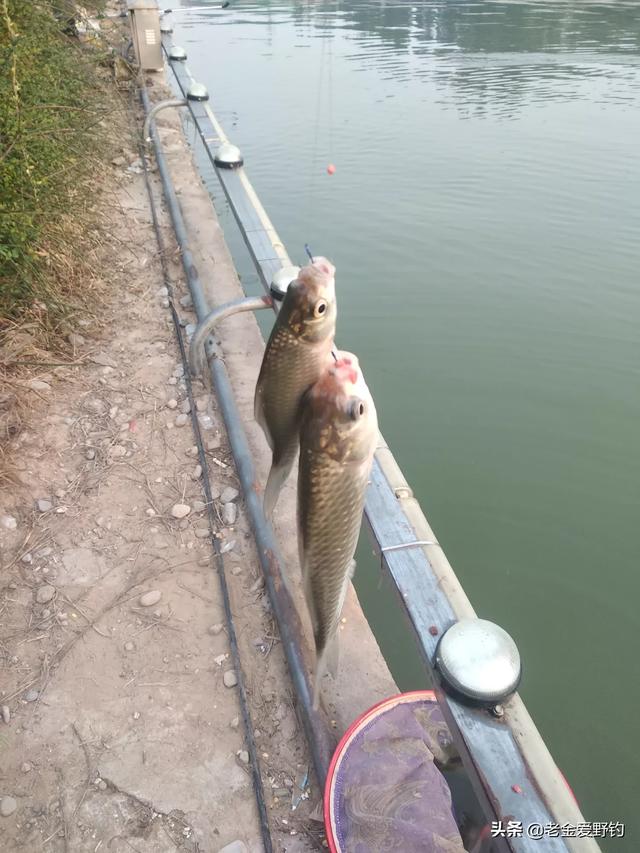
<box><xmin>143</xmin><ymin>98</ymin><xmax>188</xmax><ymax>142</ymax></box>
<box><xmin>189</xmin><ymin>295</ymin><xmax>273</xmax><ymax>378</ymax></box>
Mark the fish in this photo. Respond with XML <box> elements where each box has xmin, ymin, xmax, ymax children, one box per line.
<box><xmin>254</xmin><ymin>257</ymin><xmax>337</xmax><ymax>519</ymax></box>
<box><xmin>297</xmin><ymin>353</ymin><xmax>378</xmax><ymax>707</ymax></box>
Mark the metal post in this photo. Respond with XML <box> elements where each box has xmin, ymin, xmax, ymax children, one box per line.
<box><xmin>143</xmin><ymin>98</ymin><xmax>187</xmax><ymax>142</ymax></box>
<box><xmin>189</xmin><ymin>295</ymin><xmax>272</xmax><ymax>379</ymax></box>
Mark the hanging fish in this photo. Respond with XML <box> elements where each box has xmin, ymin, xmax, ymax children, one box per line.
<box><xmin>254</xmin><ymin>257</ymin><xmax>337</xmax><ymax>519</ymax></box>
<box><xmin>297</xmin><ymin>353</ymin><xmax>378</xmax><ymax>708</ymax></box>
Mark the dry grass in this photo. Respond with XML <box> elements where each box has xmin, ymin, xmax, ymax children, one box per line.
<box><xmin>0</xmin><ymin>7</ymin><xmax>141</xmax><ymax>481</ymax></box>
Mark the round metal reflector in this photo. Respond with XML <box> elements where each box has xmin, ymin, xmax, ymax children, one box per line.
<box><xmin>214</xmin><ymin>142</ymin><xmax>243</xmax><ymax>169</ymax></box>
<box><xmin>435</xmin><ymin>619</ymin><xmax>521</xmax><ymax>705</ymax></box>
<box><xmin>270</xmin><ymin>266</ymin><xmax>300</xmax><ymax>301</ymax></box>
<box><xmin>186</xmin><ymin>82</ymin><xmax>209</xmax><ymax>102</ymax></box>
<box><xmin>169</xmin><ymin>46</ymin><xmax>187</xmax><ymax>62</ymax></box>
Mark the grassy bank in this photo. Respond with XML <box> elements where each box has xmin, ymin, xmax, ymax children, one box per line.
<box><xmin>0</xmin><ymin>0</ymin><xmax>113</xmax><ymax>322</ymax></box>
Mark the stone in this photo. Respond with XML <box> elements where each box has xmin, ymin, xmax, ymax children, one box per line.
<box><xmin>24</xmin><ymin>690</ymin><xmax>39</xmax><ymax>702</ymax></box>
<box><xmin>36</xmin><ymin>547</ymin><xmax>52</xmax><ymax>558</ymax></box>
<box><xmin>91</xmin><ymin>352</ymin><xmax>117</xmax><ymax>368</ymax></box>
<box><xmin>157</xmin><ymin>286</ymin><xmax>169</xmax><ymax>298</ymax></box>
<box><xmin>86</xmin><ymin>397</ymin><xmax>106</xmax><ymax>414</ymax></box>
<box><xmin>249</xmin><ymin>577</ymin><xmax>264</xmax><ymax>593</ymax></box>
<box><xmin>185</xmin><ymin>323</ymin><xmax>196</xmax><ymax>339</ymax></box>
<box><xmin>1</xmin><ymin>706</ymin><xmax>10</xmax><ymax>724</ymax></box>
<box><xmin>85</xmin><ymin>448</ymin><xmax>96</xmax><ymax>460</ymax></box>
<box><xmin>192</xmin><ymin>465</ymin><xmax>202</xmax><ymax>480</ymax></box>
<box><xmin>223</xmin><ymin>670</ymin><xmax>238</xmax><ymax>688</ymax></box>
<box><xmin>218</xmin><ymin>842</ymin><xmax>248</xmax><ymax>853</ymax></box>
<box><xmin>195</xmin><ymin>396</ymin><xmax>209</xmax><ymax>412</ymax></box>
<box><xmin>171</xmin><ymin>503</ymin><xmax>191</xmax><ymax>519</ymax></box>
<box><xmin>231</xmin><ymin>565</ymin><xmax>242</xmax><ymax>576</ymax></box>
<box><xmin>198</xmin><ymin>413</ymin><xmax>214</xmax><ymax>431</ymax></box>
<box><xmin>1</xmin><ymin>515</ymin><xmax>17</xmax><ymax>530</ymax></box>
<box><xmin>230</xmin><ymin>716</ymin><xmax>239</xmax><ymax>730</ymax></box>
<box><xmin>175</xmin><ymin>413</ymin><xmax>189</xmax><ymax>427</ymax></box>
<box><xmin>28</xmin><ymin>379</ymin><xmax>51</xmax><ymax>392</ymax></box>
<box><xmin>194</xmin><ymin>528</ymin><xmax>210</xmax><ymax>539</ymax></box>
<box><xmin>36</xmin><ymin>585</ymin><xmax>56</xmax><ymax>604</ymax></box>
<box><xmin>193</xmin><ymin>500</ymin><xmax>206</xmax><ymax>513</ymax></box>
<box><xmin>139</xmin><ymin>590</ymin><xmax>162</xmax><ymax>607</ymax></box>
<box><xmin>208</xmin><ymin>623</ymin><xmax>224</xmax><ymax>635</ymax></box>
<box><xmin>21</xmin><ymin>762</ymin><xmax>31</xmax><ymax>773</ymax></box>
<box><xmin>37</xmin><ymin>499</ymin><xmax>53</xmax><ymax>513</ymax></box>
<box><xmin>0</xmin><ymin>796</ymin><xmax>17</xmax><ymax>817</ymax></box>
<box><xmin>124</xmin><ymin>641</ymin><xmax>135</xmax><ymax>652</ymax></box>
<box><xmin>207</xmin><ymin>434</ymin><xmax>222</xmax><ymax>451</ymax></box>
<box><xmin>168</xmin><ymin>376</ymin><xmax>178</xmax><ymax>386</ymax></box>
<box><xmin>237</xmin><ymin>750</ymin><xmax>249</xmax><ymax>765</ymax></box>
<box><xmin>180</xmin><ymin>399</ymin><xmax>191</xmax><ymax>415</ymax></box>
<box><xmin>21</xmin><ymin>553</ymin><xmax>32</xmax><ymax>564</ymax></box>
<box><xmin>222</xmin><ymin>503</ymin><xmax>237</xmax><ymax>526</ymax></box>
<box><xmin>220</xmin><ymin>487</ymin><xmax>239</xmax><ymax>504</ymax></box>
<box><xmin>68</xmin><ymin>332</ymin><xmax>85</xmax><ymax>347</ymax></box>
<box><xmin>167</xmin><ymin>399</ymin><xmax>177</xmax><ymax>410</ymax></box>
<box><xmin>112</xmin><ymin>155</ymin><xmax>126</xmax><ymax>166</ymax></box>
<box><xmin>179</xmin><ymin>294</ymin><xmax>193</xmax><ymax>308</ymax></box>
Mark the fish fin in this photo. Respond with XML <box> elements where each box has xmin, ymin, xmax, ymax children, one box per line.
<box><xmin>253</xmin><ymin>385</ymin><xmax>273</xmax><ymax>450</ymax></box>
<box><xmin>263</xmin><ymin>460</ymin><xmax>289</xmax><ymax>519</ymax></box>
<box><xmin>263</xmin><ymin>447</ymin><xmax>297</xmax><ymax>519</ymax></box>
<box><xmin>311</xmin><ymin>560</ymin><xmax>355</xmax><ymax>708</ymax></box>
<box><xmin>324</xmin><ymin>633</ymin><xmax>340</xmax><ymax>680</ymax></box>
<box><xmin>312</xmin><ymin>644</ymin><xmax>331</xmax><ymax>710</ymax></box>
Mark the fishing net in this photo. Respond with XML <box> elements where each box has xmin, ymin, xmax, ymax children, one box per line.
<box><xmin>324</xmin><ymin>691</ymin><xmax>466</xmax><ymax>853</ymax></box>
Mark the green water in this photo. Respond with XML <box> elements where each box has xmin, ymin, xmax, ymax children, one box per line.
<box><xmin>172</xmin><ymin>1</ymin><xmax>640</xmax><ymax>846</ymax></box>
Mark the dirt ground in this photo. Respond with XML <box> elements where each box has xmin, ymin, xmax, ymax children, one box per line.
<box><xmin>0</xmin><ymin>7</ymin><xmax>401</xmax><ymax>852</ymax></box>
<box><xmin>1</xmin><ymin>37</ymin><xmax>315</xmax><ymax>853</ymax></box>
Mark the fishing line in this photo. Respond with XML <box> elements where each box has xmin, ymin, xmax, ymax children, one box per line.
<box><xmin>306</xmin><ymin>15</ymin><xmax>328</xmax><ymax>220</ymax></box>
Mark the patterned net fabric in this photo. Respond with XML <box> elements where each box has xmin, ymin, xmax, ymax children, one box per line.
<box><xmin>326</xmin><ymin>693</ymin><xmax>466</xmax><ymax>853</ymax></box>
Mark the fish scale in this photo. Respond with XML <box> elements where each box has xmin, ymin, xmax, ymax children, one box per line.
<box><xmin>299</xmin><ymin>448</ymin><xmax>371</xmax><ymax>653</ymax></box>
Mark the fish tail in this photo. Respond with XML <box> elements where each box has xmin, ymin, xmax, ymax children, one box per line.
<box><xmin>311</xmin><ymin>560</ymin><xmax>355</xmax><ymax>709</ymax></box>
<box><xmin>263</xmin><ymin>448</ymin><xmax>296</xmax><ymax>520</ymax></box>
<box><xmin>312</xmin><ymin>643</ymin><xmax>331</xmax><ymax>710</ymax></box>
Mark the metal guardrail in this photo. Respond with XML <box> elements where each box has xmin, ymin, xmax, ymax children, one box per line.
<box><xmin>156</xmin><ymin>32</ymin><xmax>600</xmax><ymax>853</ymax></box>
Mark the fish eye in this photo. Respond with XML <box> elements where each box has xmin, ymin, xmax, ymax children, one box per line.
<box><xmin>350</xmin><ymin>399</ymin><xmax>365</xmax><ymax>420</ymax></box>
<box><xmin>313</xmin><ymin>299</ymin><xmax>328</xmax><ymax>318</ymax></box>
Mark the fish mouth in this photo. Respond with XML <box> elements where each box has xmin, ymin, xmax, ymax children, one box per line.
<box><xmin>332</xmin><ymin>352</ymin><xmax>360</xmax><ymax>387</ymax></box>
